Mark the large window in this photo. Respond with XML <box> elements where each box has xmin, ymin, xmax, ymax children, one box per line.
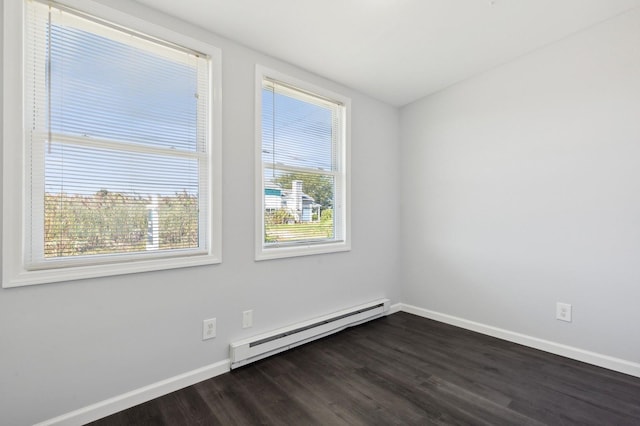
<box><xmin>2</xmin><ymin>0</ymin><xmax>222</xmax><ymax>287</ymax></box>
<box><xmin>255</xmin><ymin>66</ymin><xmax>350</xmax><ymax>260</ymax></box>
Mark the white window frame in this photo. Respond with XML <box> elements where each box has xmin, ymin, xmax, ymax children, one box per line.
<box><xmin>255</xmin><ymin>65</ymin><xmax>351</xmax><ymax>261</ymax></box>
<box><xmin>2</xmin><ymin>0</ymin><xmax>222</xmax><ymax>287</ymax></box>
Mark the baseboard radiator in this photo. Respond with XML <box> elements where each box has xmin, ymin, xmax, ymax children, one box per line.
<box><xmin>229</xmin><ymin>299</ymin><xmax>390</xmax><ymax>369</ymax></box>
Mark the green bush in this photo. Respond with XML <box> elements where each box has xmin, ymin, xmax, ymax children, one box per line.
<box><xmin>320</xmin><ymin>208</ymin><xmax>333</xmax><ymax>223</ymax></box>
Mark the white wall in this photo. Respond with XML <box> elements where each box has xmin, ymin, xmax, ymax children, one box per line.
<box><xmin>401</xmin><ymin>9</ymin><xmax>640</xmax><ymax>366</ymax></box>
<box><xmin>0</xmin><ymin>1</ymin><xmax>400</xmax><ymax>424</ymax></box>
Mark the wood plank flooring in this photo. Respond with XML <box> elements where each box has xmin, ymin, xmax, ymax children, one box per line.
<box><xmin>89</xmin><ymin>312</ymin><xmax>640</xmax><ymax>425</ymax></box>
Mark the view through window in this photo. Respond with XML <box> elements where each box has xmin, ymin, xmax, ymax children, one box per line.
<box><xmin>258</xmin><ymin>72</ymin><xmax>349</xmax><ymax>259</ymax></box>
<box><xmin>26</xmin><ymin>0</ymin><xmax>211</xmax><ymax>266</ymax></box>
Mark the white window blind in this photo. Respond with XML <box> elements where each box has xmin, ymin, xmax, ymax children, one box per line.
<box><xmin>25</xmin><ymin>0</ymin><xmax>211</xmax><ymax>268</ymax></box>
<box><xmin>258</xmin><ymin>71</ymin><xmax>350</xmax><ymax>259</ymax></box>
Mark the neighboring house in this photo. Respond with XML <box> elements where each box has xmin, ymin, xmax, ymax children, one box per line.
<box><xmin>265</xmin><ymin>180</ymin><xmax>321</xmax><ymax>223</ymax></box>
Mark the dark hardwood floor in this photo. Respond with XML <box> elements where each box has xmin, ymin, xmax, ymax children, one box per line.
<box><xmin>89</xmin><ymin>312</ymin><xmax>640</xmax><ymax>425</ymax></box>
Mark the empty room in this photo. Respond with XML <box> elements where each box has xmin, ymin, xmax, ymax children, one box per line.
<box><xmin>2</xmin><ymin>0</ymin><xmax>640</xmax><ymax>424</ymax></box>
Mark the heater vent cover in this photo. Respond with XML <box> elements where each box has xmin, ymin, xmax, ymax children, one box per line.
<box><xmin>229</xmin><ymin>299</ymin><xmax>390</xmax><ymax>369</ymax></box>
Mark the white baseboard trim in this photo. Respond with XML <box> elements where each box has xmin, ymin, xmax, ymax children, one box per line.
<box><xmin>399</xmin><ymin>303</ymin><xmax>640</xmax><ymax>379</ymax></box>
<box><xmin>388</xmin><ymin>302</ymin><xmax>403</xmax><ymax>315</ymax></box>
<box><xmin>36</xmin><ymin>359</ymin><xmax>230</xmax><ymax>426</ymax></box>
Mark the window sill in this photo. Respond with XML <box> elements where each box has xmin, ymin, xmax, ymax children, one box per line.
<box><xmin>255</xmin><ymin>240</ymin><xmax>351</xmax><ymax>261</ymax></box>
<box><xmin>2</xmin><ymin>253</ymin><xmax>221</xmax><ymax>288</ymax></box>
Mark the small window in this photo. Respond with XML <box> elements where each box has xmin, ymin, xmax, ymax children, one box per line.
<box><xmin>2</xmin><ymin>0</ymin><xmax>222</xmax><ymax>287</ymax></box>
<box><xmin>255</xmin><ymin>66</ymin><xmax>350</xmax><ymax>260</ymax></box>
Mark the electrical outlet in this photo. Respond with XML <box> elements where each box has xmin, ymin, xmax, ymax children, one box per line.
<box><xmin>556</xmin><ymin>303</ymin><xmax>572</xmax><ymax>322</ymax></box>
<box><xmin>202</xmin><ymin>318</ymin><xmax>216</xmax><ymax>340</ymax></box>
<box><xmin>242</xmin><ymin>310</ymin><xmax>253</xmax><ymax>329</ymax></box>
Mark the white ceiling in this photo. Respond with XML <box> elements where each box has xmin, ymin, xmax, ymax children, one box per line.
<box><xmin>134</xmin><ymin>0</ymin><xmax>640</xmax><ymax>107</ymax></box>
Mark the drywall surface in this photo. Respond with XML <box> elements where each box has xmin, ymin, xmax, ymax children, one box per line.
<box><xmin>0</xmin><ymin>1</ymin><xmax>400</xmax><ymax>424</ymax></box>
<box><xmin>400</xmin><ymin>8</ymin><xmax>640</xmax><ymax>365</ymax></box>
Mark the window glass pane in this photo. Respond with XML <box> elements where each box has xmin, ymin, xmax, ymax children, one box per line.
<box><xmin>49</xmin><ymin>13</ymin><xmax>200</xmax><ymax>151</ymax></box>
<box><xmin>45</xmin><ymin>143</ymin><xmax>199</xmax><ymax>258</ymax></box>
<box><xmin>263</xmin><ymin>168</ymin><xmax>334</xmax><ymax>245</ymax></box>
<box><xmin>262</xmin><ymin>86</ymin><xmax>335</xmax><ymax>171</ymax></box>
